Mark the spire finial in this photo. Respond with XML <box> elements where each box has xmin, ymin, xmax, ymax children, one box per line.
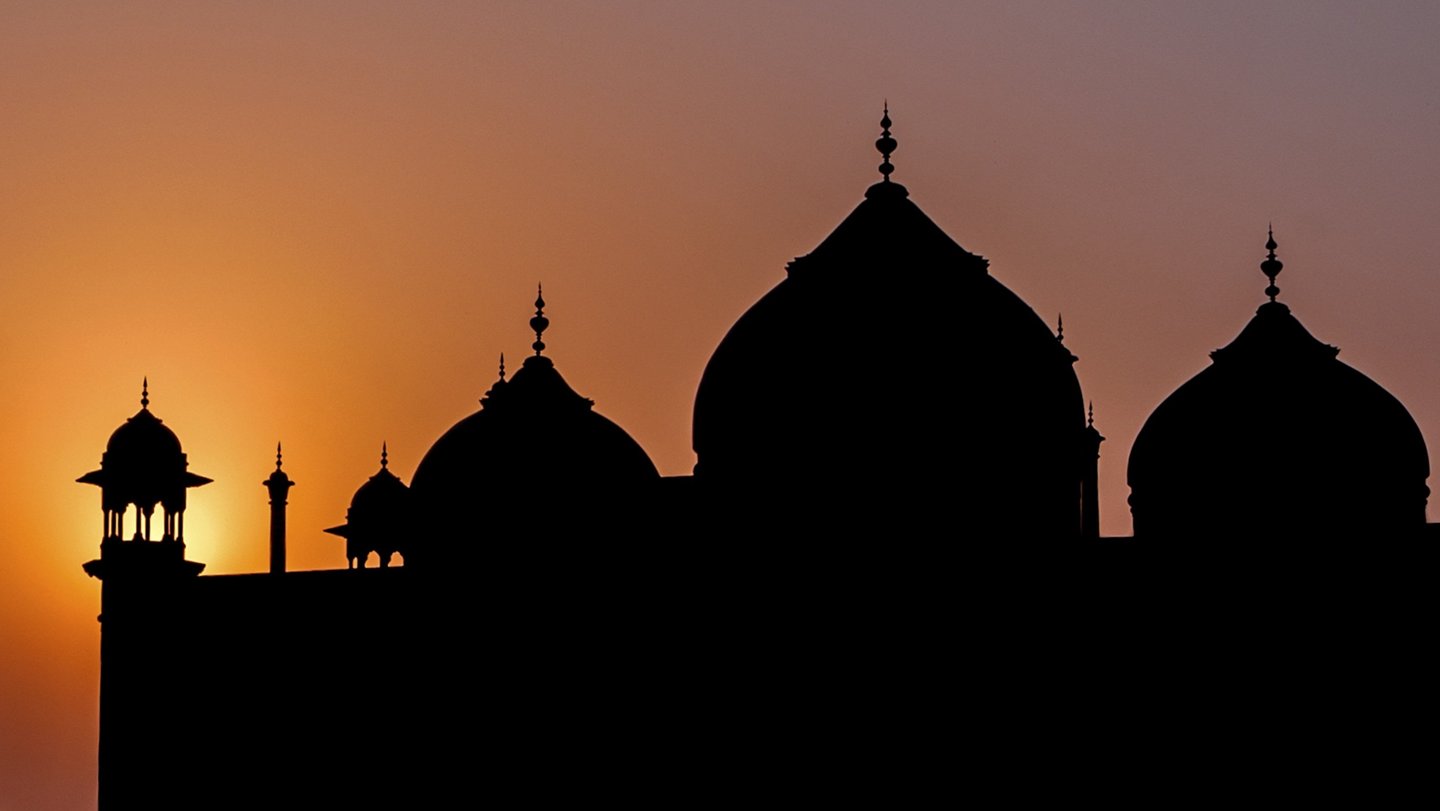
<box><xmin>530</xmin><ymin>284</ymin><xmax>549</xmax><ymax>356</ymax></box>
<box><xmin>275</xmin><ymin>441</ymin><xmax>283</xmax><ymax>471</ymax></box>
<box><xmin>380</xmin><ymin>442</ymin><xmax>389</xmax><ymax>470</ymax></box>
<box><xmin>1088</xmin><ymin>401</ymin><xmax>1095</xmax><ymax>428</ymax></box>
<box><xmin>876</xmin><ymin>103</ymin><xmax>896</xmax><ymax>182</ymax></box>
<box><xmin>498</xmin><ymin>353</ymin><xmax>507</xmax><ymax>381</ymax></box>
<box><xmin>1261</xmin><ymin>225</ymin><xmax>1284</xmax><ymax>302</ymax></box>
<box><xmin>140</xmin><ymin>377</ymin><xmax>150</xmax><ymax>409</ymax></box>
<box><xmin>1056</xmin><ymin>313</ymin><xmax>1065</xmax><ymax>344</ymax></box>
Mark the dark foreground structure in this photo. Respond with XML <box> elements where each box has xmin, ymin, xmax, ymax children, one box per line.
<box><xmin>83</xmin><ymin>114</ymin><xmax>1438</xmax><ymax>808</ymax></box>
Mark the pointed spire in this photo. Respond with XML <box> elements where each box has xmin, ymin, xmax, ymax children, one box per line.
<box><xmin>498</xmin><ymin>353</ymin><xmax>507</xmax><ymax>382</ymax></box>
<box><xmin>1087</xmin><ymin>401</ymin><xmax>1095</xmax><ymax>428</ymax></box>
<box><xmin>1261</xmin><ymin>225</ymin><xmax>1284</xmax><ymax>302</ymax></box>
<box><xmin>876</xmin><ymin>103</ymin><xmax>896</xmax><ymax>182</ymax></box>
<box><xmin>380</xmin><ymin>442</ymin><xmax>389</xmax><ymax>470</ymax></box>
<box><xmin>1056</xmin><ymin>313</ymin><xmax>1065</xmax><ymax>344</ymax></box>
<box><xmin>140</xmin><ymin>377</ymin><xmax>150</xmax><ymax>409</ymax></box>
<box><xmin>275</xmin><ymin>442</ymin><xmax>284</xmax><ymax>471</ymax></box>
<box><xmin>530</xmin><ymin>284</ymin><xmax>549</xmax><ymax>356</ymax></box>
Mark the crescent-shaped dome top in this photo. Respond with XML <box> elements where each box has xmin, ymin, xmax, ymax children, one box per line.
<box><xmin>1127</xmin><ymin>232</ymin><xmax>1429</xmax><ymax>541</ymax></box>
<box><xmin>692</xmin><ymin>110</ymin><xmax>1086</xmax><ymax>538</ymax></box>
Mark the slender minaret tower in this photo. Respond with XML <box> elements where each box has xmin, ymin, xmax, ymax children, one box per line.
<box><xmin>79</xmin><ymin>381</ymin><xmax>211</xmax><ymax>810</ymax></box>
<box><xmin>1081</xmin><ymin>402</ymin><xmax>1105</xmax><ymax>540</ymax></box>
<box><xmin>264</xmin><ymin>443</ymin><xmax>294</xmax><ymax>574</ymax></box>
<box><xmin>1056</xmin><ymin>315</ymin><xmax>1092</xmax><ymax>540</ymax></box>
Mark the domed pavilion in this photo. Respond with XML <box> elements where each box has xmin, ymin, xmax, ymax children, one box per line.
<box><xmin>77</xmin><ymin>379</ymin><xmax>212</xmax><ymax>549</ymax></box>
<box><xmin>324</xmin><ymin>444</ymin><xmax>411</xmax><ymax>569</ymax></box>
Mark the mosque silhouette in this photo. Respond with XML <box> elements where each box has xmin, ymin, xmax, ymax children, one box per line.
<box><xmin>79</xmin><ymin>111</ymin><xmax>1436</xmax><ymax>808</ymax></box>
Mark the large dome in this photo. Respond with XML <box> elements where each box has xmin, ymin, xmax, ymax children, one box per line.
<box><xmin>1128</xmin><ymin>236</ymin><xmax>1429</xmax><ymax>541</ymax></box>
<box><xmin>693</xmin><ymin>114</ymin><xmax>1086</xmax><ymax>539</ymax></box>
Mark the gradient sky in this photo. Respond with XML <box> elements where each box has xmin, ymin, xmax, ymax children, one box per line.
<box><xmin>5</xmin><ymin>2</ymin><xmax>1440</xmax><ymax>806</ymax></box>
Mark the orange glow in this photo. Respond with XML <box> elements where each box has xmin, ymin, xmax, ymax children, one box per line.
<box><xmin>7</xmin><ymin>4</ymin><xmax>1440</xmax><ymax>806</ymax></box>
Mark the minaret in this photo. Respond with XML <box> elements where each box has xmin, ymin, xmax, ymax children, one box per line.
<box><xmin>78</xmin><ymin>382</ymin><xmax>211</xmax><ymax>810</ymax></box>
<box><xmin>264</xmin><ymin>443</ymin><xmax>294</xmax><ymax>574</ymax></box>
<box><xmin>1081</xmin><ymin>402</ymin><xmax>1105</xmax><ymax>540</ymax></box>
<box><xmin>1057</xmin><ymin>316</ymin><xmax>1090</xmax><ymax>538</ymax></box>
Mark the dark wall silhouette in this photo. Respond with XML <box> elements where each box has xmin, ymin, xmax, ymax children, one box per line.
<box><xmin>80</xmin><ymin>117</ymin><xmax>1440</xmax><ymax>809</ymax></box>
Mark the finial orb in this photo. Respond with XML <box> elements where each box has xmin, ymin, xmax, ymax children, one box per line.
<box><xmin>875</xmin><ymin>104</ymin><xmax>896</xmax><ymax>181</ymax></box>
<box><xmin>531</xmin><ymin>284</ymin><xmax>549</xmax><ymax>356</ymax></box>
<box><xmin>1260</xmin><ymin>228</ymin><xmax>1284</xmax><ymax>302</ymax></box>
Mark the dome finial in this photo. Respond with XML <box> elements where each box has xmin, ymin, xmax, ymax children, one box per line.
<box><xmin>498</xmin><ymin>352</ymin><xmax>507</xmax><ymax>382</ymax></box>
<box><xmin>275</xmin><ymin>441</ymin><xmax>283</xmax><ymax>471</ymax></box>
<box><xmin>1261</xmin><ymin>225</ymin><xmax>1284</xmax><ymax>302</ymax></box>
<box><xmin>140</xmin><ymin>377</ymin><xmax>150</xmax><ymax>409</ymax></box>
<box><xmin>1056</xmin><ymin>313</ymin><xmax>1065</xmax><ymax>344</ymax></box>
<box><xmin>380</xmin><ymin>442</ymin><xmax>389</xmax><ymax>470</ymax></box>
<box><xmin>1088</xmin><ymin>401</ymin><xmax>1095</xmax><ymax>428</ymax></box>
<box><xmin>876</xmin><ymin>102</ymin><xmax>896</xmax><ymax>182</ymax></box>
<box><xmin>530</xmin><ymin>284</ymin><xmax>549</xmax><ymax>356</ymax></box>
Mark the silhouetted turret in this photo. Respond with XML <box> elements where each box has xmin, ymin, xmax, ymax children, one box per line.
<box><xmin>78</xmin><ymin>381</ymin><xmax>210</xmax><ymax>810</ymax></box>
<box><xmin>263</xmin><ymin>443</ymin><xmax>293</xmax><ymax>574</ymax></box>
<box><xmin>325</xmin><ymin>444</ymin><xmax>410</xmax><ymax>568</ymax></box>
<box><xmin>77</xmin><ymin>378</ymin><xmax>212</xmax><ymax>550</ymax></box>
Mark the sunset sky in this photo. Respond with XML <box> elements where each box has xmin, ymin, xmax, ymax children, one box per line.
<box><xmin>5</xmin><ymin>2</ymin><xmax>1440</xmax><ymax>806</ymax></box>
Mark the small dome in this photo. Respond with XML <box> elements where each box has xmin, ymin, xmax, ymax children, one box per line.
<box><xmin>349</xmin><ymin>457</ymin><xmax>408</xmax><ymax>517</ymax></box>
<box><xmin>325</xmin><ymin>445</ymin><xmax>410</xmax><ymax>568</ymax></box>
<box><xmin>105</xmin><ymin>407</ymin><xmax>183</xmax><ymax>465</ymax></box>
<box><xmin>1128</xmin><ymin>240</ymin><xmax>1429</xmax><ymax>541</ymax></box>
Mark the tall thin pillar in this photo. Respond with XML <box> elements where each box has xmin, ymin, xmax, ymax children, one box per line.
<box><xmin>264</xmin><ymin>443</ymin><xmax>294</xmax><ymax>574</ymax></box>
<box><xmin>1081</xmin><ymin>402</ymin><xmax>1105</xmax><ymax>540</ymax></box>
